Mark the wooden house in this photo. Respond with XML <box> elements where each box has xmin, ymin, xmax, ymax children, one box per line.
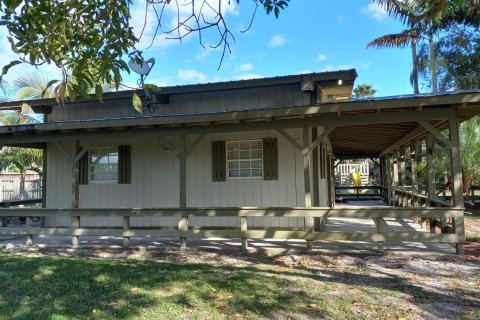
<box><xmin>0</xmin><ymin>69</ymin><xmax>479</xmax><ymax>256</ymax></box>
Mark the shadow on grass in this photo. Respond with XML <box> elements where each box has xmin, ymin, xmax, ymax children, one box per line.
<box><xmin>0</xmin><ymin>251</ymin><xmax>478</xmax><ymax>319</ymax></box>
<box><xmin>0</xmin><ymin>253</ymin><xmax>318</xmax><ymax>320</ymax></box>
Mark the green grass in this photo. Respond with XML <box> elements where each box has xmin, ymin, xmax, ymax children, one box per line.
<box><xmin>465</xmin><ymin>213</ymin><xmax>480</xmax><ymax>242</ymax></box>
<box><xmin>0</xmin><ymin>252</ymin><xmax>475</xmax><ymax>320</ymax></box>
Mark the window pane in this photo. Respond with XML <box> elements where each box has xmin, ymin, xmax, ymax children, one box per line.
<box><xmin>227</xmin><ymin>151</ymin><xmax>239</xmax><ymax>160</ymax></box>
<box><xmin>240</xmin><ymin>169</ymin><xmax>251</xmax><ymax>177</ymax></box>
<box><xmin>89</xmin><ymin>147</ymin><xmax>119</xmax><ymax>183</ymax></box>
<box><xmin>228</xmin><ymin>162</ymin><xmax>239</xmax><ymax>169</ymax></box>
<box><xmin>229</xmin><ymin>169</ymin><xmax>240</xmax><ymax>177</ymax></box>
<box><xmin>251</xmin><ymin>150</ymin><xmax>262</xmax><ymax>158</ymax></box>
<box><xmin>238</xmin><ymin>142</ymin><xmax>250</xmax><ymax>150</ymax></box>
<box><xmin>251</xmin><ymin>169</ymin><xmax>262</xmax><ymax>176</ymax></box>
<box><xmin>227</xmin><ymin>143</ymin><xmax>237</xmax><ymax>151</ymax></box>
<box><xmin>251</xmin><ymin>141</ymin><xmax>262</xmax><ymax>149</ymax></box>
<box><xmin>239</xmin><ymin>151</ymin><xmax>250</xmax><ymax>159</ymax></box>
<box><xmin>251</xmin><ymin>160</ymin><xmax>262</xmax><ymax>168</ymax></box>
<box><xmin>240</xmin><ymin>161</ymin><xmax>250</xmax><ymax>169</ymax></box>
<box><xmin>227</xmin><ymin>140</ymin><xmax>263</xmax><ymax>179</ymax></box>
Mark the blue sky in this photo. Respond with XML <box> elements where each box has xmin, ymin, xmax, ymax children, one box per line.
<box><xmin>0</xmin><ymin>0</ymin><xmax>415</xmax><ymax>98</ymax></box>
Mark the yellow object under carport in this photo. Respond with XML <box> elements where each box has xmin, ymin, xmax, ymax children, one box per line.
<box><xmin>352</xmin><ymin>171</ymin><xmax>362</xmax><ymax>194</ymax></box>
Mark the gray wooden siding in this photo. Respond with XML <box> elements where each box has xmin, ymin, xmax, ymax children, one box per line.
<box><xmin>45</xmin><ymin>129</ymin><xmax>316</xmax><ymax>228</ymax></box>
<box><xmin>48</xmin><ymin>84</ymin><xmax>311</xmax><ymax>122</ymax></box>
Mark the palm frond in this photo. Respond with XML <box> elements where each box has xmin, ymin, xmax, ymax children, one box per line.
<box><xmin>12</xmin><ymin>72</ymin><xmax>55</xmax><ymax>100</ymax></box>
<box><xmin>366</xmin><ymin>30</ymin><xmax>421</xmax><ymax>49</ymax></box>
<box><xmin>373</xmin><ymin>0</ymin><xmax>448</xmax><ymax>26</ymax></box>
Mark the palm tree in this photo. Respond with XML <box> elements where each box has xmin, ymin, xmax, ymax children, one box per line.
<box><xmin>367</xmin><ymin>29</ymin><xmax>421</xmax><ymax>94</ymax></box>
<box><xmin>459</xmin><ymin>116</ymin><xmax>480</xmax><ymax>191</ymax></box>
<box><xmin>0</xmin><ymin>147</ymin><xmax>43</xmax><ymax>199</ymax></box>
<box><xmin>373</xmin><ymin>0</ymin><xmax>480</xmax><ymax>94</ymax></box>
<box><xmin>353</xmin><ymin>83</ymin><xmax>377</xmax><ymax>99</ymax></box>
<box><xmin>12</xmin><ymin>72</ymin><xmax>55</xmax><ymax>100</ymax></box>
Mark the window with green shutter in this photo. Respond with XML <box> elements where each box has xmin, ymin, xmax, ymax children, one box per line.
<box><xmin>79</xmin><ymin>145</ymin><xmax>131</xmax><ymax>185</ymax></box>
<box><xmin>212</xmin><ymin>138</ymin><xmax>278</xmax><ymax>181</ymax></box>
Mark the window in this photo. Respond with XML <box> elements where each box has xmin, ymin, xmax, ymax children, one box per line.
<box><xmin>227</xmin><ymin>140</ymin><xmax>263</xmax><ymax>179</ymax></box>
<box><xmin>89</xmin><ymin>147</ymin><xmax>119</xmax><ymax>183</ymax></box>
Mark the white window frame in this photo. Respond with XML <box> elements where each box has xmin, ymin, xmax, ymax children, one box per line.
<box><xmin>89</xmin><ymin>147</ymin><xmax>119</xmax><ymax>184</ymax></box>
<box><xmin>226</xmin><ymin>140</ymin><xmax>263</xmax><ymax>180</ymax></box>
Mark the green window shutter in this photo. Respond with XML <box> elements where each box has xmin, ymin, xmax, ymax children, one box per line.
<box><xmin>118</xmin><ymin>145</ymin><xmax>131</xmax><ymax>184</ymax></box>
<box><xmin>263</xmin><ymin>138</ymin><xmax>278</xmax><ymax>180</ymax></box>
<box><xmin>79</xmin><ymin>151</ymin><xmax>89</xmax><ymax>185</ymax></box>
<box><xmin>212</xmin><ymin>141</ymin><xmax>226</xmax><ymax>182</ymax></box>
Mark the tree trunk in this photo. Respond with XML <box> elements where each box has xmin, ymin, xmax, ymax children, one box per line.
<box><xmin>429</xmin><ymin>33</ymin><xmax>438</xmax><ymax>93</ymax></box>
<box><xmin>20</xmin><ymin>172</ymin><xmax>26</xmax><ymax>200</ymax></box>
<box><xmin>411</xmin><ymin>41</ymin><xmax>419</xmax><ymax>94</ymax></box>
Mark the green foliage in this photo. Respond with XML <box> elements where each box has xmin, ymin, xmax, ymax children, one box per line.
<box><xmin>421</xmin><ymin>25</ymin><xmax>480</xmax><ymax>91</ymax></box>
<box><xmin>132</xmin><ymin>91</ymin><xmax>143</xmax><ymax>114</ymax></box>
<box><xmin>0</xmin><ymin>0</ymin><xmax>137</xmax><ymax>102</ymax></box>
<box><xmin>0</xmin><ymin>146</ymin><xmax>43</xmax><ymax>175</ymax></box>
<box><xmin>0</xmin><ymin>0</ymin><xmax>290</xmax><ymax>104</ymax></box>
<box><xmin>353</xmin><ymin>83</ymin><xmax>377</xmax><ymax>99</ymax></box>
<box><xmin>259</xmin><ymin>0</ymin><xmax>290</xmax><ymax>18</ymax></box>
<box><xmin>12</xmin><ymin>72</ymin><xmax>55</xmax><ymax>100</ymax></box>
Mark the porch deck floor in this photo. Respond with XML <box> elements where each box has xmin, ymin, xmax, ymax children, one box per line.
<box><xmin>0</xmin><ymin>202</ymin><xmax>457</xmax><ymax>257</ymax></box>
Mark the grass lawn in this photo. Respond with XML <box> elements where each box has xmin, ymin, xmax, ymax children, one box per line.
<box><xmin>0</xmin><ymin>249</ymin><xmax>479</xmax><ymax>320</ymax></box>
<box><xmin>0</xmin><ymin>215</ymin><xmax>478</xmax><ymax>319</ymax></box>
<box><xmin>465</xmin><ymin>213</ymin><xmax>480</xmax><ymax>242</ymax></box>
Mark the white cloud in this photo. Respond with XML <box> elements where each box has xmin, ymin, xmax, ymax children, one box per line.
<box><xmin>354</xmin><ymin>61</ymin><xmax>372</xmax><ymax>70</ymax></box>
<box><xmin>319</xmin><ymin>61</ymin><xmax>372</xmax><ymax>73</ymax></box>
<box><xmin>299</xmin><ymin>69</ymin><xmax>313</xmax><ymax>74</ymax></box>
<box><xmin>177</xmin><ymin>69</ymin><xmax>206</xmax><ymax>83</ymax></box>
<box><xmin>320</xmin><ymin>65</ymin><xmax>337</xmax><ymax>72</ymax></box>
<box><xmin>318</xmin><ymin>54</ymin><xmax>328</xmax><ymax>62</ymax></box>
<box><xmin>361</xmin><ymin>3</ymin><xmax>388</xmax><ymax>22</ymax></box>
<box><xmin>235</xmin><ymin>74</ymin><xmax>263</xmax><ymax>80</ymax></box>
<box><xmin>195</xmin><ymin>46</ymin><xmax>221</xmax><ymax>60</ymax></box>
<box><xmin>238</xmin><ymin>63</ymin><xmax>253</xmax><ymax>72</ymax></box>
<box><xmin>130</xmin><ymin>0</ymin><xmax>238</xmax><ymax>50</ymax></box>
<box><xmin>268</xmin><ymin>35</ymin><xmax>286</xmax><ymax>47</ymax></box>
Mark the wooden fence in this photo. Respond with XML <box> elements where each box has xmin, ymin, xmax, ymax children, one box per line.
<box><xmin>0</xmin><ymin>174</ymin><xmax>42</xmax><ymax>202</ymax></box>
<box><xmin>0</xmin><ymin>206</ymin><xmax>464</xmax><ymax>256</ymax></box>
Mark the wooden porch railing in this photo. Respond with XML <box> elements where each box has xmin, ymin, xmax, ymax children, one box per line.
<box><xmin>335</xmin><ymin>185</ymin><xmax>384</xmax><ymax>200</ymax></box>
<box><xmin>0</xmin><ymin>206</ymin><xmax>465</xmax><ymax>256</ymax></box>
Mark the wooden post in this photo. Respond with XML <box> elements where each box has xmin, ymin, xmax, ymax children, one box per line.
<box><xmin>449</xmin><ymin>115</ymin><xmax>465</xmax><ymax>254</ymax></box>
<box><xmin>179</xmin><ymin>135</ymin><xmax>188</xmax><ymax>247</ymax></box>
<box><xmin>71</xmin><ymin>216</ymin><xmax>80</xmax><ymax>247</ymax></box>
<box><xmin>393</xmin><ymin>150</ymin><xmax>399</xmax><ymax>206</ymax></box>
<box><xmin>399</xmin><ymin>146</ymin><xmax>407</xmax><ymax>206</ymax></box>
<box><xmin>123</xmin><ymin>216</ymin><xmax>130</xmax><ymax>248</ymax></box>
<box><xmin>376</xmin><ymin>217</ymin><xmax>385</xmax><ymax>253</ymax></box>
<box><xmin>178</xmin><ymin>216</ymin><xmax>189</xmax><ymax>248</ymax></box>
<box><xmin>303</xmin><ymin>127</ymin><xmax>312</xmax><ymax>208</ymax></box>
<box><xmin>380</xmin><ymin>156</ymin><xmax>389</xmax><ymax>203</ymax></box>
<box><xmin>241</xmin><ymin>216</ymin><xmax>248</xmax><ymax>250</ymax></box>
<box><xmin>41</xmin><ymin>144</ymin><xmax>47</xmax><ymax>228</ymax></box>
<box><xmin>311</xmin><ymin>128</ymin><xmax>320</xmax><ymax>207</ymax></box>
<box><xmin>426</xmin><ymin>134</ymin><xmax>437</xmax><ymax>233</ymax></box>
<box><xmin>311</xmin><ymin>128</ymin><xmax>322</xmax><ymax>230</ymax></box>
<box><xmin>385</xmin><ymin>154</ymin><xmax>393</xmax><ymax>205</ymax></box>
<box><xmin>26</xmin><ymin>216</ymin><xmax>33</xmax><ymax>246</ymax></box>
<box><xmin>454</xmin><ymin>214</ymin><xmax>465</xmax><ymax>258</ymax></box>
<box><xmin>71</xmin><ymin>140</ymin><xmax>80</xmax><ymax>246</ymax></box>
<box><xmin>303</xmin><ymin>127</ymin><xmax>314</xmax><ymax>250</ymax></box>
<box><xmin>410</xmin><ymin>140</ymin><xmax>419</xmax><ymax>205</ymax></box>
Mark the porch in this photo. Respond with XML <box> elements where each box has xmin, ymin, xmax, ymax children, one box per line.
<box><xmin>0</xmin><ymin>195</ymin><xmax>461</xmax><ymax>257</ymax></box>
<box><xmin>0</xmin><ymin>79</ymin><xmax>479</xmax><ymax>258</ymax></box>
